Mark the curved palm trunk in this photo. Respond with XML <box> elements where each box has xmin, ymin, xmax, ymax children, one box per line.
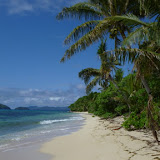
<box><xmin>108</xmin><ymin>74</ymin><xmax>131</xmax><ymax>113</ymax></box>
<box><xmin>140</xmin><ymin>75</ymin><xmax>160</xmax><ymax>144</ymax></box>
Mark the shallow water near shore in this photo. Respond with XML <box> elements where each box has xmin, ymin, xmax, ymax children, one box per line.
<box><xmin>0</xmin><ymin>110</ymin><xmax>84</xmax><ymax>153</ymax></box>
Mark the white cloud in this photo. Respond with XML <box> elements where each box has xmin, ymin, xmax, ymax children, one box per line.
<box><xmin>0</xmin><ymin>84</ymin><xmax>86</xmax><ymax>108</ymax></box>
<box><xmin>49</xmin><ymin>97</ymin><xmax>61</xmax><ymax>101</ymax></box>
<box><xmin>24</xmin><ymin>97</ymin><xmax>39</xmax><ymax>103</ymax></box>
<box><xmin>8</xmin><ymin>0</ymin><xmax>33</xmax><ymax>14</ymax></box>
<box><xmin>0</xmin><ymin>0</ymin><xmax>85</xmax><ymax>15</ymax></box>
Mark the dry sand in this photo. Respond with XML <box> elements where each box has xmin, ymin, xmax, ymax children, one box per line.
<box><xmin>40</xmin><ymin>113</ymin><xmax>160</xmax><ymax>160</ymax></box>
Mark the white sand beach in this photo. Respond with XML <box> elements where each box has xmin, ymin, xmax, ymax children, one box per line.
<box><xmin>41</xmin><ymin>113</ymin><xmax>160</xmax><ymax>160</ymax></box>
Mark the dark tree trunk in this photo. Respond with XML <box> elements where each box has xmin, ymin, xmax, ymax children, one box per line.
<box><xmin>140</xmin><ymin>75</ymin><xmax>152</xmax><ymax>95</ymax></box>
<box><xmin>140</xmin><ymin>74</ymin><xmax>160</xmax><ymax>144</ymax></box>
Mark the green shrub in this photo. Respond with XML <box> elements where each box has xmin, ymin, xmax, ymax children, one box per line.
<box><xmin>101</xmin><ymin>112</ymin><xmax>117</xmax><ymax>119</ymax></box>
<box><xmin>115</xmin><ymin>105</ymin><xmax>128</xmax><ymax>115</ymax></box>
<box><xmin>69</xmin><ymin>71</ymin><xmax>160</xmax><ymax>132</ymax></box>
<box><xmin>122</xmin><ymin>111</ymin><xmax>147</xmax><ymax>130</ymax></box>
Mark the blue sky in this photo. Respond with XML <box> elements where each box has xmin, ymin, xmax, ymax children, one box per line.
<box><xmin>0</xmin><ymin>0</ymin><xmax>131</xmax><ymax>108</ymax></box>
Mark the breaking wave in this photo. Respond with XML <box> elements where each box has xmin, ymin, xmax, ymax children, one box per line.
<box><xmin>40</xmin><ymin>117</ymin><xmax>84</xmax><ymax>125</ymax></box>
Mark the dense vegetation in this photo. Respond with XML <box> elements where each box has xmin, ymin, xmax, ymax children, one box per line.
<box><xmin>69</xmin><ymin>69</ymin><xmax>160</xmax><ymax>130</ymax></box>
<box><xmin>58</xmin><ymin>0</ymin><xmax>160</xmax><ymax>143</ymax></box>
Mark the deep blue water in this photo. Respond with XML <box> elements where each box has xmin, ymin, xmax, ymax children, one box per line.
<box><xmin>0</xmin><ymin>110</ymin><xmax>84</xmax><ymax>152</ymax></box>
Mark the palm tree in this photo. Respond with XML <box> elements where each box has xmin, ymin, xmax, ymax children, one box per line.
<box><xmin>106</xmin><ymin>14</ymin><xmax>160</xmax><ymax>144</ymax></box>
<box><xmin>79</xmin><ymin>41</ymin><xmax>131</xmax><ymax>111</ymax></box>
<box><xmin>57</xmin><ymin>0</ymin><xmax>142</xmax><ymax>62</ymax></box>
<box><xmin>57</xmin><ymin>0</ymin><xmax>160</xmax><ymax>143</ymax></box>
<box><xmin>79</xmin><ymin>41</ymin><xmax>117</xmax><ymax>93</ymax></box>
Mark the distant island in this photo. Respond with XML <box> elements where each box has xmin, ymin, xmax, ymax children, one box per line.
<box><xmin>28</xmin><ymin>106</ymin><xmax>70</xmax><ymax>111</ymax></box>
<box><xmin>15</xmin><ymin>106</ymin><xmax>69</xmax><ymax>111</ymax></box>
<box><xmin>0</xmin><ymin>104</ymin><xmax>69</xmax><ymax>111</ymax></box>
<box><xmin>0</xmin><ymin>104</ymin><xmax>11</xmax><ymax>110</ymax></box>
<box><xmin>15</xmin><ymin>107</ymin><xmax>30</xmax><ymax>110</ymax></box>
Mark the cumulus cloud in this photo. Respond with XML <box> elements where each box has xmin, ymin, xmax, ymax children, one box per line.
<box><xmin>0</xmin><ymin>0</ymin><xmax>85</xmax><ymax>15</ymax></box>
<box><xmin>0</xmin><ymin>84</ymin><xmax>86</xmax><ymax>108</ymax></box>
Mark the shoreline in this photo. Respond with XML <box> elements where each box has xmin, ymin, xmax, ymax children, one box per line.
<box><xmin>0</xmin><ymin>112</ymin><xmax>84</xmax><ymax>160</ymax></box>
<box><xmin>40</xmin><ymin>113</ymin><xmax>160</xmax><ymax>160</ymax></box>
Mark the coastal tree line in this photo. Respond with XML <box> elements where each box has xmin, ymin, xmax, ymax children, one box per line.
<box><xmin>57</xmin><ymin>0</ymin><xmax>160</xmax><ymax>144</ymax></box>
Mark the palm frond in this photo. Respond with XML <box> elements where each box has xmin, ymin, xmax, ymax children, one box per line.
<box><xmin>97</xmin><ymin>39</ymin><xmax>106</xmax><ymax>55</ymax></box>
<box><xmin>56</xmin><ymin>2</ymin><xmax>103</xmax><ymax>21</ymax></box>
<box><xmin>122</xmin><ymin>26</ymin><xmax>148</xmax><ymax>46</ymax></box>
<box><xmin>60</xmin><ymin>20</ymin><xmax>109</xmax><ymax>62</ymax></box>
<box><xmin>123</xmin><ymin>0</ymin><xmax>129</xmax><ymax>14</ymax></box>
<box><xmin>147</xmin><ymin>23</ymin><xmax>160</xmax><ymax>46</ymax></box>
<box><xmin>64</xmin><ymin>20</ymin><xmax>100</xmax><ymax>45</ymax></box>
<box><xmin>133</xmin><ymin>54</ymin><xmax>160</xmax><ymax>78</ymax></box>
<box><xmin>89</xmin><ymin>0</ymin><xmax>110</xmax><ymax>16</ymax></box>
<box><xmin>120</xmin><ymin>88</ymin><xmax>130</xmax><ymax>98</ymax></box>
<box><xmin>107</xmin><ymin>14</ymin><xmax>149</xmax><ymax>27</ymax></box>
<box><xmin>114</xmin><ymin>47</ymin><xmax>160</xmax><ymax>65</ymax></box>
<box><xmin>130</xmin><ymin>48</ymin><xmax>160</xmax><ymax>61</ymax></box>
<box><xmin>139</xmin><ymin>0</ymin><xmax>160</xmax><ymax>19</ymax></box>
<box><xmin>108</xmin><ymin>0</ymin><xmax>115</xmax><ymax>16</ymax></box>
<box><xmin>86</xmin><ymin>76</ymin><xmax>100</xmax><ymax>94</ymax></box>
<box><xmin>79</xmin><ymin>68</ymin><xmax>100</xmax><ymax>84</ymax></box>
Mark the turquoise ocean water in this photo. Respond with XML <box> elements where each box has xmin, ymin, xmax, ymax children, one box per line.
<box><xmin>0</xmin><ymin>110</ymin><xmax>84</xmax><ymax>152</ymax></box>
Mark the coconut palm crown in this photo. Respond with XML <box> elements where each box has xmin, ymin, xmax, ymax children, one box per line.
<box><xmin>57</xmin><ymin>0</ymin><xmax>143</xmax><ymax>62</ymax></box>
<box><xmin>79</xmin><ymin>40</ymin><xmax>119</xmax><ymax>94</ymax></box>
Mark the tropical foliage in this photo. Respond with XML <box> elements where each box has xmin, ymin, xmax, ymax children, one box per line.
<box><xmin>57</xmin><ymin>0</ymin><xmax>143</xmax><ymax>62</ymax></box>
<box><xmin>58</xmin><ymin>0</ymin><xmax>160</xmax><ymax>143</ymax></box>
<box><xmin>79</xmin><ymin>40</ymin><xmax>119</xmax><ymax>94</ymax></box>
<box><xmin>69</xmin><ymin>70</ymin><xmax>160</xmax><ymax>129</ymax></box>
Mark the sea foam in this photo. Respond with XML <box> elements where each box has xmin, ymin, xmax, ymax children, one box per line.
<box><xmin>40</xmin><ymin>116</ymin><xmax>84</xmax><ymax>125</ymax></box>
